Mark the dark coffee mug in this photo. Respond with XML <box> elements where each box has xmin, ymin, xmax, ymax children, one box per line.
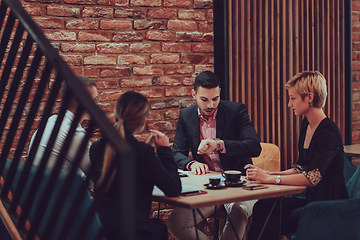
<box><xmin>222</xmin><ymin>170</ymin><xmax>241</xmax><ymax>183</ymax></box>
<box><xmin>209</xmin><ymin>177</ymin><xmax>221</xmax><ymax>186</ymax></box>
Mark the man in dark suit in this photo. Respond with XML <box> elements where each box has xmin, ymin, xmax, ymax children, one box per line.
<box><xmin>167</xmin><ymin>71</ymin><xmax>261</xmax><ymax>240</ymax></box>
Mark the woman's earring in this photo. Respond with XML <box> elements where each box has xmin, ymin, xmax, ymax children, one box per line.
<box><xmin>309</xmin><ymin>102</ymin><xmax>312</xmax><ymax>108</ymax></box>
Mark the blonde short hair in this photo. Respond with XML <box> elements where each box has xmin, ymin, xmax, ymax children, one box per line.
<box><xmin>285</xmin><ymin>71</ymin><xmax>327</xmax><ymax>108</ymax></box>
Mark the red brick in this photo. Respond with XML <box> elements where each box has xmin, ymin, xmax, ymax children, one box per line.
<box><xmin>100</xmin><ymin>67</ymin><xmax>131</xmax><ymax>77</ymax></box>
<box><xmin>191</xmin><ymin>42</ymin><xmax>213</xmax><ymax>52</ymax></box>
<box><xmin>194</xmin><ymin>0</ymin><xmax>213</xmax><ymax>9</ymax></box>
<box><xmin>168</xmin><ymin>20</ymin><xmax>197</xmax><ymax>31</ymax></box>
<box><xmin>178</xmin><ymin>10</ymin><xmax>206</xmax><ymax>20</ymax></box>
<box><xmin>353</xmin><ymin>61</ymin><xmax>360</xmax><ymax>71</ymax></box>
<box><xmin>44</xmin><ymin>30</ymin><xmax>76</xmax><ymax>41</ymax></box>
<box><xmin>82</xmin><ymin>7</ymin><xmax>113</xmax><ymax>18</ymax></box>
<box><xmin>25</xmin><ymin>0</ymin><xmax>60</xmax><ymax>3</ymax></box>
<box><xmin>353</xmin><ymin>103</ymin><xmax>360</xmax><ymax>111</ymax></box>
<box><xmin>133</xmin><ymin>65</ymin><xmax>163</xmax><ymax>75</ymax></box>
<box><xmin>207</xmin><ymin>9</ymin><xmax>213</xmax><ymax>22</ymax></box>
<box><xmin>179</xmin><ymin>98</ymin><xmax>195</xmax><ymax>108</ymax></box>
<box><xmin>199</xmin><ymin>22</ymin><xmax>213</xmax><ymax>32</ymax></box>
<box><xmin>164</xmin><ymin>109</ymin><xmax>180</xmax><ymax>119</ymax></box>
<box><xmin>61</xmin><ymin>54</ymin><xmax>83</xmax><ymax>66</ymax></box>
<box><xmin>203</xmin><ymin>32</ymin><xmax>213</xmax><ymax>42</ymax></box>
<box><xmin>23</xmin><ymin>4</ymin><xmax>45</xmax><ymax>16</ymax></box>
<box><xmin>162</xmin><ymin>43</ymin><xmax>191</xmax><ymax>53</ymax></box>
<box><xmin>34</xmin><ymin>17</ymin><xmax>63</xmax><ymax>29</ymax></box>
<box><xmin>66</xmin><ymin>19</ymin><xmax>98</xmax><ymax>30</ymax></box>
<box><xmin>134</xmin><ymin>87</ymin><xmax>164</xmax><ymax>98</ymax></box>
<box><xmin>352</xmin><ymin>131</ymin><xmax>360</xmax><ymax>142</ymax></box>
<box><xmin>181</xmin><ymin>54</ymin><xmax>208</xmax><ymax>64</ymax></box>
<box><xmin>153</xmin><ymin>76</ymin><xmax>182</xmax><ymax>86</ymax></box>
<box><xmin>100</xmin><ymin>90</ymin><xmax>124</xmax><ymax>101</ymax></box>
<box><xmin>164</xmin><ymin>0</ymin><xmax>192</xmax><ymax>8</ymax></box>
<box><xmin>146</xmin><ymin>30</ymin><xmax>175</xmax><ymax>41</ymax></box>
<box><xmin>354</xmin><ymin>2</ymin><xmax>360</xmax><ymax>12</ymax></box>
<box><xmin>121</xmin><ymin>76</ymin><xmax>152</xmax><ymax>87</ymax></box>
<box><xmin>148</xmin><ymin>111</ymin><xmax>162</xmax><ymax>121</ymax></box>
<box><xmin>113</xmin><ymin>32</ymin><xmax>144</xmax><ymax>42</ymax></box>
<box><xmin>150</xmin><ymin>99</ymin><xmax>179</xmax><ymax>110</ymax></box>
<box><xmin>130</xmin><ymin>43</ymin><xmax>161</xmax><ymax>53</ymax></box>
<box><xmin>71</xmin><ymin>67</ymin><xmax>98</xmax><ymax>77</ymax></box>
<box><xmin>147</xmin><ymin>9</ymin><xmax>177</xmax><ymax>19</ymax></box>
<box><xmin>64</xmin><ymin>0</ymin><xmax>96</xmax><ymax>4</ymax></box>
<box><xmin>47</xmin><ymin>5</ymin><xmax>80</xmax><ymax>17</ymax></box>
<box><xmin>78</xmin><ymin>31</ymin><xmax>112</xmax><ymax>42</ymax></box>
<box><xmin>100</xmin><ymin>20</ymin><xmax>132</xmax><ymax>30</ymax></box>
<box><xmin>95</xmin><ymin>79</ymin><xmax>119</xmax><ymax>89</ymax></box>
<box><xmin>83</xmin><ymin>55</ymin><xmax>117</xmax><ymax>65</ymax></box>
<box><xmin>115</xmin><ymin>9</ymin><xmax>144</xmax><ymax>18</ymax></box>
<box><xmin>150</xmin><ymin>54</ymin><xmax>180</xmax><ymax>64</ymax></box>
<box><xmin>118</xmin><ymin>54</ymin><xmax>149</xmax><ymax>64</ymax></box>
<box><xmin>147</xmin><ymin>120</ymin><xmax>176</xmax><ymax>131</ymax></box>
<box><xmin>176</xmin><ymin>32</ymin><xmax>203</xmax><ymax>42</ymax></box>
<box><xmin>183</xmin><ymin>76</ymin><xmax>195</xmax><ymax>85</ymax></box>
<box><xmin>353</xmin><ymin>23</ymin><xmax>360</xmax><ymax>32</ymax></box>
<box><xmin>194</xmin><ymin>65</ymin><xmax>213</xmax><ymax>75</ymax></box>
<box><xmin>130</xmin><ymin>0</ymin><xmax>161</xmax><ymax>7</ymax></box>
<box><xmin>98</xmin><ymin>102</ymin><xmax>116</xmax><ymax>113</ymax></box>
<box><xmin>164</xmin><ymin>65</ymin><xmax>193</xmax><ymax>75</ymax></box>
<box><xmin>97</xmin><ymin>0</ymin><xmax>128</xmax><ymax>6</ymax></box>
<box><xmin>354</xmin><ymin>81</ymin><xmax>360</xmax><ymax>91</ymax></box>
<box><xmin>96</xmin><ymin>43</ymin><xmax>129</xmax><ymax>54</ymax></box>
<box><xmin>61</xmin><ymin>43</ymin><xmax>96</xmax><ymax>53</ymax></box>
<box><xmin>134</xmin><ymin>20</ymin><xmax>165</xmax><ymax>30</ymax></box>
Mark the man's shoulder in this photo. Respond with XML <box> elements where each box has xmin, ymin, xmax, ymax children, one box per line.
<box><xmin>219</xmin><ymin>100</ymin><xmax>246</xmax><ymax>110</ymax></box>
<box><xmin>180</xmin><ymin>104</ymin><xmax>197</xmax><ymax>114</ymax></box>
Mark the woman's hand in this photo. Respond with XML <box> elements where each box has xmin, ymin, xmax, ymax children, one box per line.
<box><xmin>148</xmin><ymin>130</ymin><xmax>169</xmax><ymax>148</ymax></box>
<box><xmin>245</xmin><ymin>164</ymin><xmax>271</xmax><ymax>183</ymax></box>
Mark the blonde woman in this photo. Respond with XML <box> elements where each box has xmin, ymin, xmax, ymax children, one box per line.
<box><xmin>90</xmin><ymin>91</ymin><xmax>181</xmax><ymax>240</ymax></box>
<box><xmin>246</xmin><ymin>71</ymin><xmax>349</xmax><ymax>240</ymax></box>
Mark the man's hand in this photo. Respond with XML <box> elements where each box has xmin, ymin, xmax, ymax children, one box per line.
<box><xmin>197</xmin><ymin>139</ymin><xmax>217</xmax><ymax>154</ymax></box>
<box><xmin>190</xmin><ymin>162</ymin><xmax>209</xmax><ymax>175</ymax></box>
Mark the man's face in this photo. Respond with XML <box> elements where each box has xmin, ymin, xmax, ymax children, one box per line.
<box><xmin>192</xmin><ymin>86</ymin><xmax>220</xmax><ymax>118</ymax></box>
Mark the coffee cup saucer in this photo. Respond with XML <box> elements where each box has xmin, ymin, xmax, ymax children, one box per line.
<box><xmin>204</xmin><ymin>182</ymin><xmax>226</xmax><ymax>189</ymax></box>
<box><xmin>225</xmin><ymin>180</ymin><xmax>246</xmax><ymax>187</ymax></box>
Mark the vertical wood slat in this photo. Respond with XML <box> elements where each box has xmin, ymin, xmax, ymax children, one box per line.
<box><xmin>227</xmin><ymin>0</ymin><xmax>346</xmax><ymax>169</ymax></box>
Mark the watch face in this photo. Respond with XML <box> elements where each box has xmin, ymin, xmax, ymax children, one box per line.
<box><xmin>276</xmin><ymin>176</ymin><xmax>281</xmax><ymax>184</ymax></box>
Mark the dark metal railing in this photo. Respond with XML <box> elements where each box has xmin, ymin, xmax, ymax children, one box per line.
<box><xmin>0</xmin><ymin>0</ymin><xmax>135</xmax><ymax>239</ymax></box>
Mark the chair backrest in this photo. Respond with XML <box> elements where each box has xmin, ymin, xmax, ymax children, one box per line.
<box><xmin>346</xmin><ymin>164</ymin><xmax>360</xmax><ymax>199</ymax></box>
<box><xmin>252</xmin><ymin>143</ymin><xmax>281</xmax><ymax>172</ymax></box>
<box><xmin>0</xmin><ymin>0</ymin><xmax>135</xmax><ymax>239</ymax></box>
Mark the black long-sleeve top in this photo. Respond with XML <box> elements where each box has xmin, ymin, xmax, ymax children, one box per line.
<box><xmin>90</xmin><ymin>130</ymin><xmax>181</xmax><ymax>240</ymax></box>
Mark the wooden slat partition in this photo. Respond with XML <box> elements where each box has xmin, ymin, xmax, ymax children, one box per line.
<box><xmin>227</xmin><ymin>0</ymin><xmax>346</xmax><ymax>169</ymax></box>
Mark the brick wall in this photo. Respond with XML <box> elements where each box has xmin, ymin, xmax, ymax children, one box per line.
<box><xmin>353</xmin><ymin>0</ymin><xmax>360</xmax><ymax>145</ymax></box>
<box><xmin>17</xmin><ymin>0</ymin><xmax>214</xmax><ymax>143</ymax></box>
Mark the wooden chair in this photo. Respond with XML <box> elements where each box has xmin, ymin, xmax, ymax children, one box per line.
<box><xmin>207</xmin><ymin>142</ymin><xmax>281</xmax><ymax>240</ymax></box>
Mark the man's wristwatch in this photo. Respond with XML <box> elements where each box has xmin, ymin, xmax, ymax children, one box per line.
<box><xmin>276</xmin><ymin>175</ymin><xmax>281</xmax><ymax>184</ymax></box>
<box><xmin>214</xmin><ymin>138</ymin><xmax>221</xmax><ymax>151</ymax></box>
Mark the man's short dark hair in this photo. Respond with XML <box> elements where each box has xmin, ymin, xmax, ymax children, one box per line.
<box><xmin>61</xmin><ymin>76</ymin><xmax>97</xmax><ymax>101</ymax></box>
<box><xmin>194</xmin><ymin>71</ymin><xmax>220</xmax><ymax>92</ymax></box>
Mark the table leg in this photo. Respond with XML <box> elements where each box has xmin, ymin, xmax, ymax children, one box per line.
<box><xmin>193</xmin><ymin>209</ymin><xmax>199</xmax><ymax>240</ymax></box>
<box><xmin>257</xmin><ymin>197</ymin><xmax>280</xmax><ymax>240</ymax></box>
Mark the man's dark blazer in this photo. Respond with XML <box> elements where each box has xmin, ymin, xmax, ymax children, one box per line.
<box><xmin>172</xmin><ymin>100</ymin><xmax>261</xmax><ymax>174</ymax></box>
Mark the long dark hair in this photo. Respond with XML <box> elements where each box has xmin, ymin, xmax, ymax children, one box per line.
<box><xmin>98</xmin><ymin>91</ymin><xmax>149</xmax><ymax>189</ymax></box>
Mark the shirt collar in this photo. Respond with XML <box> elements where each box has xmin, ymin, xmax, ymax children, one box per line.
<box><xmin>197</xmin><ymin>108</ymin><xmax>218</xmax><ymax>121</ymax></box>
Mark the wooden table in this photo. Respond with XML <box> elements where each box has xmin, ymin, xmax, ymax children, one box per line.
<box><xmin>153</xmin><ymin>172</ymin><xmax>306</xmax><ymax>209</ymax></box>
<box><xmin>344</xmin><ymin>144</ymin><xmax>360</xmax><ymax>158</ymax></box>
